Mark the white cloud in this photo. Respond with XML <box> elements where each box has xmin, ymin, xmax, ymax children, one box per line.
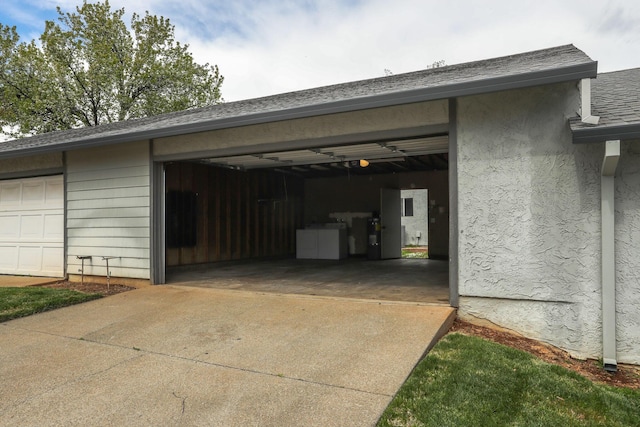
<box><xmin>165</xmin><ymin>0</ymin><xmax>640</xmax><ymax>100</ymax></box>
<box><xmin>6</xmin><ymin>0</ymin><xmax>640</xmax><ymax>101</ymax></box>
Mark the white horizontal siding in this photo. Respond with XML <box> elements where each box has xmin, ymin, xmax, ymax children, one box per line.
<box><xmin>66</xmin><ymin>141</ymin><xmax>151</xmax><ymax>280</ymax></box>
<box><xmin>68</xmin><ymin>236</ymin><xmax>149</xmax><ymax>249</ymax></box>
<box><xmin>67</xmin><ymin>242</ymin><xmax>150</xmax><ymax>260</ymax></box>
<box><xmin>66</xmin><ymin>186</ymin><xmax>150</xmax><ymax>201</ymax></box>
<box><xmin>67</xmin><ymin>217</ymin><xmax>149</xmax><ymax>229</ymax></box>
<box><xmin>67</xmin><ymin>227</ymin><xmax>149</xmax><ymax>238</ymax></box>
<box><xmin>66</xmin><ymin>165</ymin><xmax>149</xmax><ymax>184</ymax></box>
<box><xmin>68</xmin><ymin>264</ymin><xmax>151</xmax><ymax>280</ymax></box>
<box><xmin>68</xmin><ymin>256</ymin><xmax>149</xmax><ymax>272</ymax></box>
<box><xmin>66</xmin><ymin>207</ymin><xmax>149</xmax><ymax>219</ymax></box>
<box><xmin>67</xmin><ymin>196</ymin><xmax>149</xmax><ymax>210</ymax></box>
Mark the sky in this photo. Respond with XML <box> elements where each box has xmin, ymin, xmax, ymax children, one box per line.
<box><xmin>1</xmin><ymin>0</ymin><xmax>640</xmax><ymax>102</ymax></box>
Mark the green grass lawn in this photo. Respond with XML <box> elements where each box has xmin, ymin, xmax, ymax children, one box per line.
<box><xmin>401</xmin><ymin>247</ymin><xmax>429</xmax><ymax>259</ymax></box>
<box><xmin>0</xmin><ymin>287</ymin><xmax>102</xmax><ymax>322</ymax></box>
<box><xmin>378</xmin><ymin>333</ymin><xmax>640</xmax><ymax>427</ymax></box>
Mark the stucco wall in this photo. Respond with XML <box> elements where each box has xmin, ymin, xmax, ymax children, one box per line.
<box><xmin>0</xmin><ymin>152</ymin><xmax>63</xmax><ymax>178</ymax></box>
<box><xmin>401</xmin><ymin>189</ymin><xmax>428</xmax><ymax>246</ymax></box>
<box><xmin>153</xmin><ymin>101</ymin><xmax>448</xmax><ymax>157</ymax></box>
<box><xmin>615</xmin><ymin>139</ymin><xmax>640</xmax><ymax>364</ymax></box>
<box><xmin>456</xmin><ymin>82</ymin><xmax>605</xmax><ymax>359</ymax></box>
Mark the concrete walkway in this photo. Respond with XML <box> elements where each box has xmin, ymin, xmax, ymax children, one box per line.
<box><xmin>0</xmin><ymin>275</ymin><xmax>59</xmax><ymax>287</ymax></box>
<box><xmin>0</xmin><ymin>285</ymin><xmax>455</xmax><ymax>426</ymax></box>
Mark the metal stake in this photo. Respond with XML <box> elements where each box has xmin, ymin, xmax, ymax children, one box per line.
<box><xmin>101</xmin><ymin>257</ymin><xmax>119</xmax><ymax>290</ymax></box>
<box><xmin>76</xmin><ymin>256</ymin><xmax>92</xmax><ymax>286</ymax></box>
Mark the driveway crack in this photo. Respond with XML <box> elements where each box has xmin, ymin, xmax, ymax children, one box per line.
<box><xmin>3</xmin><ymin>352</ymin><xmax>144</xmax><ymax>412</ymax></box>
<box><xmin>172</xmin><ymin>391</ymin><xmax>187</xmax><ymax>415</ymax></box>
<box><xmin>72</xmin><ymin>332</ymin><xmax>393</xmax><ymax>398</ymax></box>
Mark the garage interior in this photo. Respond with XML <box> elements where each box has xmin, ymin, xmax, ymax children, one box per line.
<box><xmin>164</xmin><ymin>135</ymin><xmax>450</xmax><ymax>304</ymax></box>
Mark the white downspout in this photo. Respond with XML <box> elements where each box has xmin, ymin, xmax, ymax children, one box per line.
<box><xmin>580</xmin><ymin>79</ymin><xmax>600</xmax><ymax>125</ymax></box>
<box><xmin>601</xmin><ymin>140</ymin><xmax>620</xmax><ymax>372</ymax></box>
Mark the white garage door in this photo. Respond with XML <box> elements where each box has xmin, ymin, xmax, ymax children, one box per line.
<box><xmin>0</xmin><ymin>176</ymin><xmax>64</xmax><ymax>277</ymax></box>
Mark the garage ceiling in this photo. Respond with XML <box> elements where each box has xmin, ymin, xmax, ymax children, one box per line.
<box><xmin>199</xmin><ymin>135</ymin><xmax>449</xmax><ymax>178</ymax></box>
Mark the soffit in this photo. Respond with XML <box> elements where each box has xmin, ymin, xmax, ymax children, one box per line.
<box><xmin>197</xmin><ymin>135</ymin><xmax>449</xmax><ymax>177</ymax></box>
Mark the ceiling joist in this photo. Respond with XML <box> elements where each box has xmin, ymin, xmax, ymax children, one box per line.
<box><xmin>194</xmin><ymin>133</ymin><xmax>449</xmax><ymax>178</ymax></box>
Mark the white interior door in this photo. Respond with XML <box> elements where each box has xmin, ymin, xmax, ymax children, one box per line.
<box><xmin>380</xmin><ymin>188</ymin><xmax>401</xmax><ymax>259</ymax></box>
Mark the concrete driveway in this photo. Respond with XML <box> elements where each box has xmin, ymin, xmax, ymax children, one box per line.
<box><xmin>0</xmin><ymin>285</ymin><xmax>455</xmax><ymax>426</ymax></box>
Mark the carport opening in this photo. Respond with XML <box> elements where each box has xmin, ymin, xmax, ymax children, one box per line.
<box><xmin>163</xmin><ymin>140</ymin><xmax>449</xmax><ymax>304</ymax></box>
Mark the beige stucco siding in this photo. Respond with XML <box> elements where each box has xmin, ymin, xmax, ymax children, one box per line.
<box><xmin>456</xmin><ymin>82</ymin><xmax>605</xmax><ymax>360</ymax></box>
<box><xmin>0</xmin><ymin>152</ymin><xmax>63</xmax><ymax>177</ymax></box>
<box><xmin>66</xmin><ymin>141</ymin><xmax>151</xmax><ymax>279</ymax></box>
<box><xmin>153</xmin><ymin>100</ymin><xmax>448</xmax><ymax>157</ymax></box>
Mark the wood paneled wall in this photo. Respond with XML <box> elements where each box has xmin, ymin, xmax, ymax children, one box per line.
<box><xmin>165</xmin><ymin>162</ymin><xmax>304</xmax><ymax>266</ymax></box>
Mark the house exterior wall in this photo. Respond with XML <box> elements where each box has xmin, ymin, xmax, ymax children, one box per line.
<box><xmin>402</xmin><ymin>172</ymin><xmax>448</xmax><ymax>258</ymax></box>
<box><xmin>0</xmin><ymin>152</ymin><xmax>63</xmax><ymax>178</ymax></box>
<box><xmin>65</xmin><ymin>141</ymin><xmax>151</xmax><ymax>280</ymax></box>
<box><xmin>615</xmin><ymin>139</ymin><xmax>640</xmax><ymax>364</ymax></box>
<box><xmin>400</xmin><ymin>189</ymin><xmax>428</xmax><ymax>247</ymax></box>
<box><xmin>153</xmin><ymin>100</ymin><xmax>449</xmax><ymax>157</ymax></box>
<box><xmin>456</xmin><ymin>82</ymin><xmax>606</xmax><ymax>360</ymax></box>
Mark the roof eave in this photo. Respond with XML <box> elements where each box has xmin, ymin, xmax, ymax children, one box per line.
<box><xmin>115</xmin><ymin>60</ymin><xmax>600</xmax><ymax>138</ymax></box>
<box><xmin>0</xmin><ymin>60</ymin><xmax>598</xmax><ymax>160</ymax></box>
<box><xmin>572</xmin><ymin>123</ymin><xmax>640</xmax><ymax>144</ymax></box>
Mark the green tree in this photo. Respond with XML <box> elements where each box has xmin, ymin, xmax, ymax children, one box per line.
<box><xmin>0</xmin><ymin>1</ymin><xmax>223</xmax><ymax>137</ymax></box>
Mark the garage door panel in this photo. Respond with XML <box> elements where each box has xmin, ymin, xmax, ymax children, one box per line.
<box><xmin>20</xmin><ymin>214</ymin><xmax>44</xmax><ymax>238</ymax></box>
<box><xmin>0</xmin><ymin>246</ymin><xmax>18</xmax><ymax>270</ymax></box>
<box><xmin>18</xmin><ymin>246</ymin><xmax>42</xmax><ymax>271</ymax></box>
<box><xmin>22</xmin><ymin>181</ymin><xmax>45</xmax><ymax>203</ymax></box>
<box><xmin>44</xmin><ymin>214</ymin><xmax>64</xmax><ymax>239</ymax></box>
<box><xmin>42</xmin><ymin>247</ymin><xmax>64</xmax><ymax>273</ymax></box>
<box><xmin>0</xmin><ymin>176</ymin><xmax>64</xmax><ymax>277</ymax></box>
<box><xmin>46</xmin><ymin>180</ymin><xmax>64</xmax><ymax>202</ymax></box>
<box><xmin>0</xmin><ymin>215</ymin><xmax>20</xmax><ymax>238</ymax></box>
<box><xmin>0</xmin><ymin>183</ymin><xmax>21</xmax><ymax>204</ymax></box>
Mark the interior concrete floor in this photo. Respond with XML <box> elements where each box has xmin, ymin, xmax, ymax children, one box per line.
<box><xmin>166</xmin><ymin>257</ymin><xmax>450</xmax><ymax>305</ymax></box>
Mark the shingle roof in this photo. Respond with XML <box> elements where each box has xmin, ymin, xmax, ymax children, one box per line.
<box><xmin>571</xmin><ymin>68</ymin><xmax>640</xmax><ymax>143</ymax></box>
<box><xmin>1</xmin><ymin>44</ymin><xmax>596</xmax><ymax>159</ymax></box>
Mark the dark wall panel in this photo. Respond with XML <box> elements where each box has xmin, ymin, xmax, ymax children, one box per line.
<box><xmin>165</xmin><ymin>162</ymin><xmax>304</xmax><ymax>266</ymax></box>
